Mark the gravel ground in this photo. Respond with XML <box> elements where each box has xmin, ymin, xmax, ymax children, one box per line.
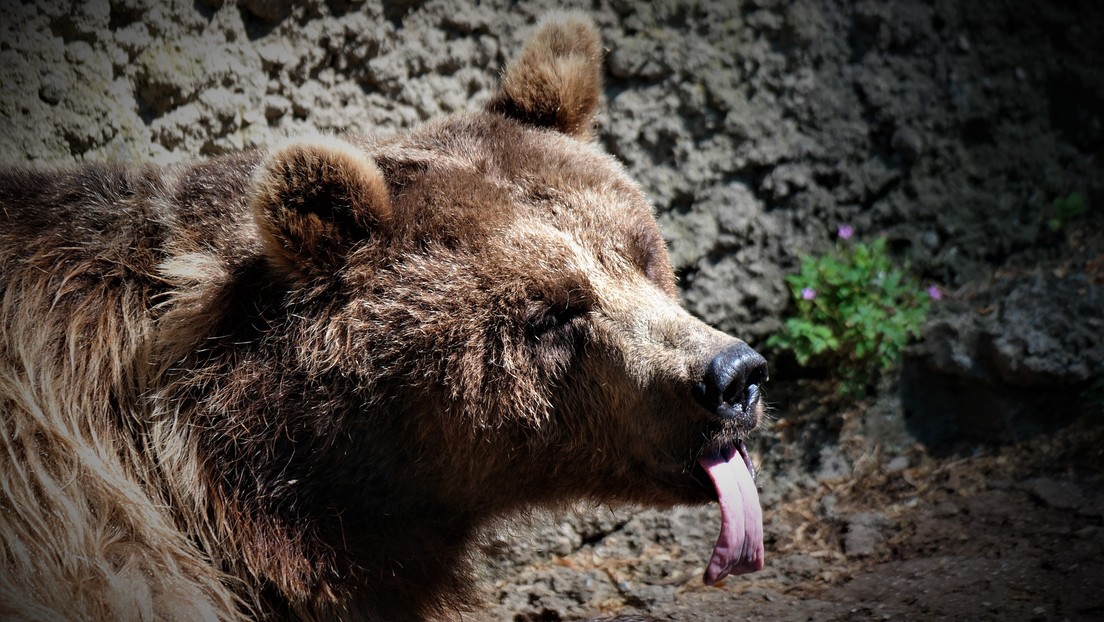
<box><xmin>2</xmin><ymin>0</ymin><xmax>1102</xmax><ymax>620</ymax></box>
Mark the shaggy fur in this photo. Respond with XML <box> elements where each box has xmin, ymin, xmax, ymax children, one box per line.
<box><xmin>0</xmin><ymin>13</ymin><xmax>762</xmax><ymax>621</ymax></box>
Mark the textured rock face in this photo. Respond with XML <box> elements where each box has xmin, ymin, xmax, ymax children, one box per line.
<box><xmin>903</xmin><ymin>272</ymin><xmax>1104</xmax><ymax>448</ymax></box>
<box><xmin>4</xmin><ymin>0</ymin><xmax>1100</xmax><ymax>347</ymax></box>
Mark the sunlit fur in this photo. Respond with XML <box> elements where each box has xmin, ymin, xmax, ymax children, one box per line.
<box><xmin>0</xmin><ymin>13</ymin><xmax>761</xmax><ymax>621</ymax></box>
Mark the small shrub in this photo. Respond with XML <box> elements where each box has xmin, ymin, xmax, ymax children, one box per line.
<box><xmin>767</xmin><ymin>227</ymin><xmax>933</xmax><ymax>397</ymax></box>
<box><xmin>1047</xmin><ymin>191</ymin><xmax>1088</xmax><ymax>231</ymax></box>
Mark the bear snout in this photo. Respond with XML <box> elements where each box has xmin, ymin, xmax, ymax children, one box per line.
<box><xmin>691</xmin><ymin>343</ymin><xmax>769</xmax><ymax>430</ymax></box>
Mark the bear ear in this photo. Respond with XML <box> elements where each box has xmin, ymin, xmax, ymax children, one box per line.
<box><xmin>487</xmin><ymin>11</ymin><xmax>604</xmax><ymax>140</ymax></box>
<box><xmin>251</xmin><ymin>136</ymin><xmax>392</xmax><ymax>282</ymax></box>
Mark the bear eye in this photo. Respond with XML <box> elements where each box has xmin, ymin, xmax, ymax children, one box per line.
<box><xmin>523</xmin><ymin>297</ymin><xmax>591</xmax><ymax>371</ymax></box>
<box><xmin>525</xmin><ymin>303</ymin><xmax>588</xmax><ymax>339</ymax></box>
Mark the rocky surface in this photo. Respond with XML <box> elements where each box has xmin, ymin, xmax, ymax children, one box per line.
<box><xmin>2</xmin><ymin>0</ymin><xmax>1102</xmax><ymax>620</ymax></box>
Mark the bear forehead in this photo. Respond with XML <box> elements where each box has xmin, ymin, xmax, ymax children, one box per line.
<box><xmin>364</xmin><ymin>112</ymin><xmax>663</xmax><ymax>269</ymax></box>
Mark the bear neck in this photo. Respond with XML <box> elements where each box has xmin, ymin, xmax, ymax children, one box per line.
<box><xmin>178</xmin><ymin>378</ymin><xmax>489</xmax><ymax>618</ymax></box>
<box><xmin>149</xmin><ymin>254</ymin><xmax>489</xmax><ymax>618</ymax></box>
<box><xmin>166</xmin><ymin>325</ymin><xmax>488</xmax><ymax>618</ymax></box>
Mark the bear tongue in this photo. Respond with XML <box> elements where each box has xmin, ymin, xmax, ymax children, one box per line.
<box><xmin>698</xmin><ymin>441</ymin><xmax>764</xmax><ymax>585</ymax></box>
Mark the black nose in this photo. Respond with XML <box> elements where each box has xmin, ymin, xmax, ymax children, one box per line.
<box><xmin>692</xmin><ymin>343</ymin><xmax>768</xmax><ymax>427</ymax></box>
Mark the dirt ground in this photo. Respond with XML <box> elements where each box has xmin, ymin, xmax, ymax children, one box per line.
<box><xmin>1</xmin><ymin>0</ymin><xmax>1102</xmax><ymax>620</ymax></box>
<box><xmin>473</xmin><ymin>382</ymin><xmax>1104</xmax><ymax>621</ymax></box>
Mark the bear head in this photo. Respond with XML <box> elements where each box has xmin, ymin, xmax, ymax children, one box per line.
<box><xmin>168</xmin><ymin>11</ymin><xmax>768</xmax><ymax>618</ymax></box>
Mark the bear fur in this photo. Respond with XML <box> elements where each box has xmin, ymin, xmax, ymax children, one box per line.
<box><xmin>0</xmin><ymin>13</ymin><xmax>765</xmax><ymax>621</ymax></box>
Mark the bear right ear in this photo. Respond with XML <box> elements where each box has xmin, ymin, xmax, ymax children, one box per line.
<box><xmin>486</xmin><ymin>12</ymin><xmax>604</xmax><ymax>140</ymax></box>
<box><xmin>251</xmin><ymin>136</ymin><xmax>392</xmax><ymax>283</ymax></box>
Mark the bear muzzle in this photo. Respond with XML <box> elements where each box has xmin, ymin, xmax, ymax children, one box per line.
<box><xmin>691</xmin><ymin>342</ymin><xmax>768</xmax><ymax>431</ymax></box>
<box><xmin>687</xmin><ymin>342</ymin><xmax>768</xmax><ymax>584</ymax></box>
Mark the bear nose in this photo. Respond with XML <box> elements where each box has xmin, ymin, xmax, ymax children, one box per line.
<box><xmin>691</xmin><ymin>343</ymin><xmax>768</xmax><ymax>428</ymax></box>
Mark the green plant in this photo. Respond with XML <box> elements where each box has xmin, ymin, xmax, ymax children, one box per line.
<box><xmin>767</xmin><ymin>228</ymin><xmax>932</xmax><ymax>397</ymax></box>
<box><xmin>1048</xmin><ymin>191</ymin><xmax>1088</xmax><ymax>231</ymax></box>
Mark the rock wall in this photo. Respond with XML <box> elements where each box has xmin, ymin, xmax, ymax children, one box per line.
<box><xmin>3</xmin><ymin>0</ymin><xmax>1101</xmax><ymax>347</ymax></box>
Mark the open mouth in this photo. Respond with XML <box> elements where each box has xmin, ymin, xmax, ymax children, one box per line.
<box><xmin>695</xmin><ymin>440</ymin><xmax>764</xmax><ymax>584</ymax></box>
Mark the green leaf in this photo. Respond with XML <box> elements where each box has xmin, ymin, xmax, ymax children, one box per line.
<box><xmin>769</xmin><ymin>228</ymin><xmax>930</xmax><ymax>398</ymax></box>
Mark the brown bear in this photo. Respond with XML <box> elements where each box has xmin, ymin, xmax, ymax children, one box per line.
<box><xmin>0</xmin><ymin>12</ymin><xmax>767</xmax><ymax>621</ymax></box>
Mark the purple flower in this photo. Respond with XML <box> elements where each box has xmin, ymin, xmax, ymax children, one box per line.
<box><xmin>837</xmin><ymin>224</ymin><xmax>854</xmax><ymax>240</ymax></box>
<box><xmin>801</xmin><ymin>287</ymin><xmax>816</xmax><ymax>301</ymax></box>
<box><xmin>927</xmin><ymin>285</ymin><xmax>943</xmax><ymax>301</ymax></box>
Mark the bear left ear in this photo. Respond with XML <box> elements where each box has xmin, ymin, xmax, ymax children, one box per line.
<box><xmin>251</xmin><ymin>136</ymin><xmax>392</xmax><ymax>282</ymax></box>
<box><xmin>487</xmin><ymin>11</ymin><xmax>604</xmax><ymax>140</ymax></box>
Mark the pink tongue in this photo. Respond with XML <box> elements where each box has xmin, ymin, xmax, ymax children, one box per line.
<box><xmin>698</xmin><ymin>446</ymin><xmax>764</xmax><ymax>584</ymax></box>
